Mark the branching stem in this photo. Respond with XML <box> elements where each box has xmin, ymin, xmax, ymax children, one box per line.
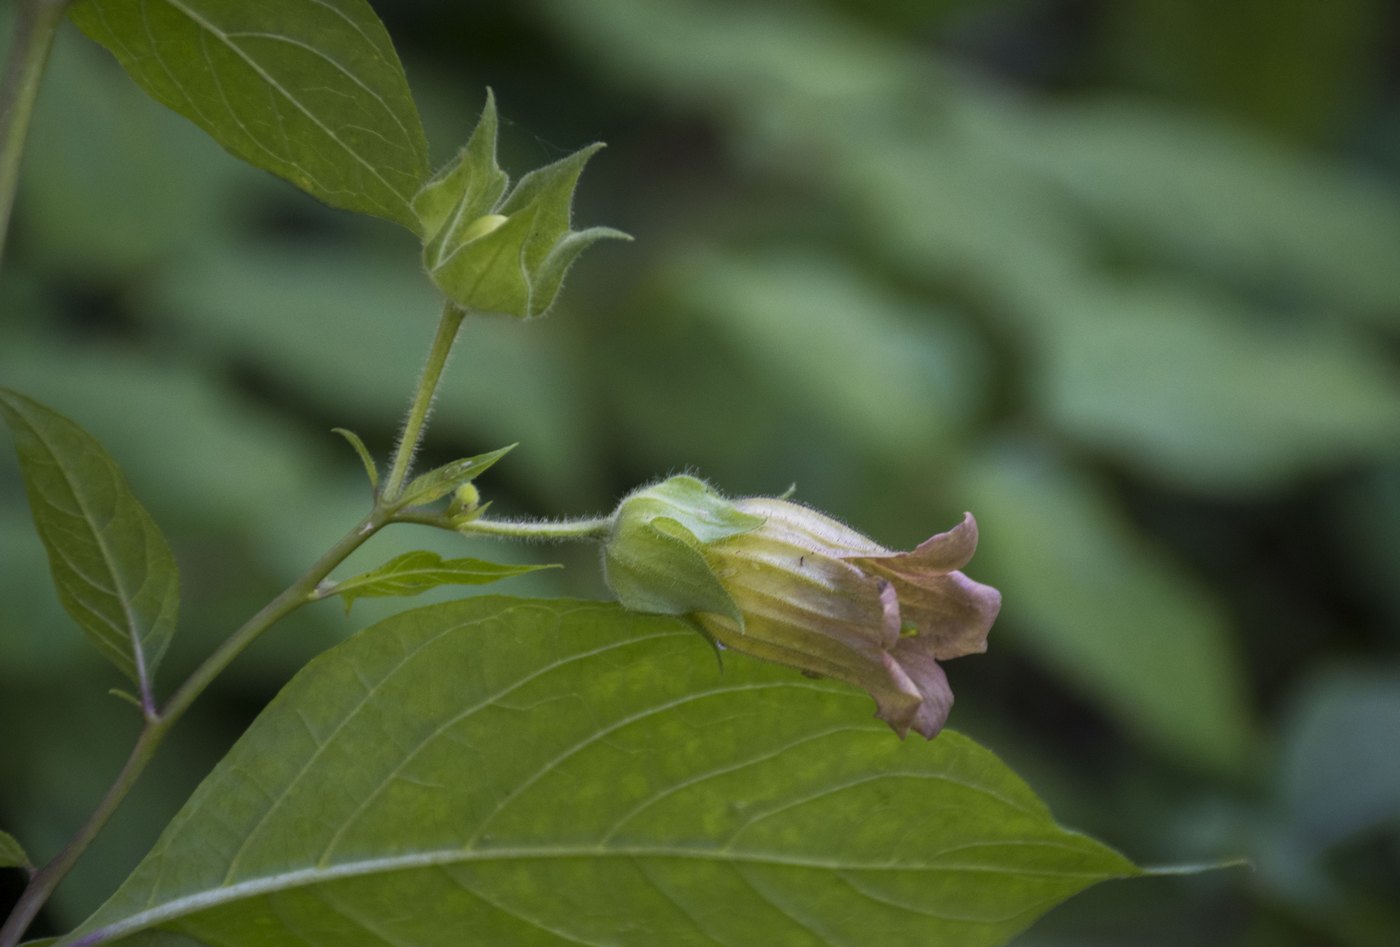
<box><xmin>0</xmin><ymin>303</ymin><xmax>471</xmax><ymax>945</ymax></box>
<box><xmin>0</xmin><ymin>510</ymin><xmax>386</xmax><ymax>947</ymax></box>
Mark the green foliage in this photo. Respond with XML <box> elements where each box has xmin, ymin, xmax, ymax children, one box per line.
<box><xmin>1029</xmin><ymin>278</ymin><xmax>1400</xmax><ymax>491</ymax></box>
<box><xmin>5</xmin><ymin>0</ymin><xmax>1397</xmax><ymax>943</ymax></box>
<box><xmin>60</xmin><ymin>598</ymin><xmax>1137</xmax><ymax>947</ymax></box>
<box><xmin>1277</xmin><ymin>668</ymin><xmax>1400</xmax><ymax>853</ymax></box>
<box><xmin>0</xmin><ymin>388</ymin><xmax>178</xmax><ymax>693</ymax></box>
<box><xmin>67</xmin><ymin>0</ymin><xmax>429</xmax><ymax>230</ymax></box>
<box><xmin>325</xmin><ymin>551</ymin><xmax>555</xmax><ymax>612</ymax></box>
<box><xmin>0</xmin><ymin>832</ymin><xmax>28</xmax><ymax>870</ymax></box>
<box><xmin>961</xmin><ymin>444</ymin><xmax>1254</xmax><ymax>772</ymax></box>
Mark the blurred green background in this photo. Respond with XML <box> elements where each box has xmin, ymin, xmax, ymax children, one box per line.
<box><xmin>3</xmin><ymin>0</ymin><xmax>1399</xmax><ymax>943</ymax></box>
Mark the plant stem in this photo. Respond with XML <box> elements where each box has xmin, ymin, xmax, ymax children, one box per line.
<box><xmin>159</xmin><ymin>510</ymin><xmax>386</xmax><ymax>725</ymax></box>
<box><xmin>0</xmin><ymin>510</ymin><xmax>387</xmax><ymax>947</ymax></box>
<box><xmin>382</xmin><ymin>303</ymin><xmax>467</xmax><ymax>501</ymax></box>
<box><xmin>0</xmin><ymin>293</ymin><xmax>473</xmax><ymax>944</ymax></box>
<box><xmin>459</xmin><ymin>515</ymin><xmax>613</xmax><ymax>541</ymax></box>
<box><xmin>0</xmin><ymin>0</ymin><xmax>70</xmax><ymax>271</ymax></box>
<box><xmin>392</xmin><ymin>509</ymin><xmax>614</xmax><ymax>542</ymax></box>
<box><xmin>0</xmin><ymin>724</ymin><xmax>158</xmax><ymax>947</ymax></box>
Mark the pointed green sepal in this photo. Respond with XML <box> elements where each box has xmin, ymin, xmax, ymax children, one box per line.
<box><xmin>331</xmin><ymin>427</ymin><xmax>379</xmax><ymax>493</ymax></box>
<box><xmin>600</xmin><ymin>476</ymin><xmax>764</xmax><ymax>623</ymax></box>
<box><xmin>418</xmin><ymin>94</ymin><xmax>629</xmax><ymax>318</ymax></box>
<box><xmin>414</xmin><ymin>89</ymin><xmax>509</xmax><ymax>246</ymax></box>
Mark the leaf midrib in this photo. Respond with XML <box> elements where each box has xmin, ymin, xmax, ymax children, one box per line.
<box><xmin>75</xmin><ymin>840</ymin><xmax>1124</xmax><ymax>945</ymax></box>
<box><xmin>156</xmin><ymin>0</ymin><xmax>418</xmax><ymax>206</ymax></box>
<box><xmin>6</xmin><ymin>402</ymin><xmax>151</xmax><ymax>688</ymax></box>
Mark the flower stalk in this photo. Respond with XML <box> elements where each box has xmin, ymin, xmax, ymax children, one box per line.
<box><xmin>382</xmin><ymin>302</ymin><xmax>467</xmax><ymax>501</ymax></box>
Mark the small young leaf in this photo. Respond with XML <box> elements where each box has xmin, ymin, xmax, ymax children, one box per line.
<box><xmin>326</xmin><ymin>551</ymin><xmax>555</xmax><ymax>612</ymax></box>
<box><xmin>60</xmin><ymin>598</ymin><xmax>1146</xmax><ymax>947</ymax></box>
<box><xmin>68</xmin><ymin>0</ymin><xmax>431</xmax><ymax>231</ymax></box>
<box><xmin>396</xmin><ymin>444</ymin><xmax>514</xmax><ymax>508</ymax></box>
<box><xmin>0</xmin><ymin>829</ymin><xmax>30</xmax><ymax>870</ymax></box>
<box><xmin>331</xmin><ymin>427</ymin><xmax>379</xmax><ymax>493</ymax></box>
<box><xmin>0</xmin><ymin>388</ymin><xmax>179</xmax><ymax>691</ymax></box>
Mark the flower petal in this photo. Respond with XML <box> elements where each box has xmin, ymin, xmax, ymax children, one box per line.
<box><xmin>849</xmin><ymin>514</ymin><xmax>1001</xmax><ymax>659</ymax></box>
<box><xmin>869</xmin><ymin>580</ymin><xmax>955</xmax><ymax>739</ymax></box>
<box><xmin>887</xmin><ymin>643</ymin><xmax>955</xmax><ymax>739</ymax></box>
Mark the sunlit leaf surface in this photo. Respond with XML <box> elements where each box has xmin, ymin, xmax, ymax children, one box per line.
<box><xmin>62</xmin><ymin>598</ymin><xmax>1137</xmax><ymax>946</ymax></box>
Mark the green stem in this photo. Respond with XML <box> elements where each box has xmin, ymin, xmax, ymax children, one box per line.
<box><xmin>0</xmin><ymin>511</ymin><xmax>387</xmax><ymax>947</ymax></box>
<box><xmin>396</xmin><ymin>510</ymin><xmax>613</xmax><ymax>542</ymax></box>
<box><xmin>382</xmin><ymin>303</ymin><xmax>467</xmax><ymax>501</ymax></box>
<box><xmin>1</xmin><ymin>296</ymin><xmax>473</xmax><ymax>944</ymax></box>
<box><xmin>0</xmin><ymin>0</ymin><xmax>71</xmax><ymax>272</ymax></box>
<box><xmin>460</xmin><ymin>515</ymin><xmax>613</xmax><ymax>541</ymax></box>
<box><xmin>159</xmin><ymin>510</ymin><xmax>386</xmax><ymax>725</ymax></box>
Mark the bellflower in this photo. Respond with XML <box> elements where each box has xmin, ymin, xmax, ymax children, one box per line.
<box><xmin>602</xmin><ymin>476</ymin><xmax>1001</xmax><ymax>739</ymax></box>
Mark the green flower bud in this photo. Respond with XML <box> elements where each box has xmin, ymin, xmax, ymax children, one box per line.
<box><xmin>456</xmin><ymin>213</ymin><xmax>509</xmax><ymax>243</ymax></box>
<box><xmin>602</xmin><ymin>476</ymin><xmax>1001</xmax><ymax>739</ymax></box>
<box><xmin>450</xmin><ymin>482</ymin><xmax>481</xmax><ymax>513</ymax></box>
<box><xmin>412</xmin><ymin>90</ymin><xmax>630</xmax><ymax>318</ymax></box>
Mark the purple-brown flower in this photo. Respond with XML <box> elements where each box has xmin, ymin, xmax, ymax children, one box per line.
<box><xmin>602</xmin><ymin>476</ymin><xmax>1001</xmax><ymax>738</ymax></box>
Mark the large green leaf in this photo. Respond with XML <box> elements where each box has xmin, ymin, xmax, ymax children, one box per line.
<box><xmin>62</xmin><ymin>597</ymin><xmax>1138</xmax><ymax>946</ymax></box>
<box><xmin>0</xmin><ymin>388</ymin><xmax>179</xmax><ymax>691</ymax></box>
<box><xmin>68</xmin><ymin>0</ymin><xmax>430</xmax><ymax>231</ymax></box>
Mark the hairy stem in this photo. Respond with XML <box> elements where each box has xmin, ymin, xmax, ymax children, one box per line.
<box><xmin>382</xmin><ymin>303</ymin><xmax>467</xmax><ymax>501</ymax></box>
<box><xmin>0</xmin><ymin>510</ymin><xmax>387</xmax><ymax>947</ymax></box>
<box><xmin>458</xmin><ymin>515</ymin><xmax>613</xmax><ymax>541</ymax></box>
<box><xmin>0</xmin><ymin>0</ymin><xmax>70</xmax><ymax>271</ymax></box>
<box><xmin>393</xmin><ymin>509</ymin><xmax>614</xmax><ymax>541</ymax></box>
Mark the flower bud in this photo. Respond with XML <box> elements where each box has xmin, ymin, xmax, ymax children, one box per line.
<box><xmin>602</xmin><ymin>476</ymin><xmax>1001</xmax><ymax>739</ymax></box>
<box><xmin>456</xmin><ymin>213</ymin><xmax>509</xmax><ymax>243</ymax></box>
<box><xmin>412</xmin><ymin>90</ymin><xmax>629</xmax><ymax>318</ymax></box>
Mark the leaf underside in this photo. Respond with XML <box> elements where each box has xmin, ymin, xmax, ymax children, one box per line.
<box><xmin>0</xmin><ymin>388</ymin><xmax>179</xmax><ymax>689</ymax></box>
<box><xmin>62</xmin><ymin>597</ymin><xmax>1137</xmax><ymax>947</ymax></box>
<box><xmin>68</xmin><ymin>0</ymin><xmax>430</xmax><ymax>231</ymax></box>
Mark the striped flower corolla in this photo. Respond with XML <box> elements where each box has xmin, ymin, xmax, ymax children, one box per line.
<box><xmin>602</xmin><ymin>476</ymin><xmax>1001</xmax><ymax>738</ymax></box>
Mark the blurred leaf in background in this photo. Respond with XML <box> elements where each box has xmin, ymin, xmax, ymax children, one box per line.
<box><xmin>3</xmin><ymin>0</ymin><xmax>1398</xmax><ymax>943</ymax></box>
